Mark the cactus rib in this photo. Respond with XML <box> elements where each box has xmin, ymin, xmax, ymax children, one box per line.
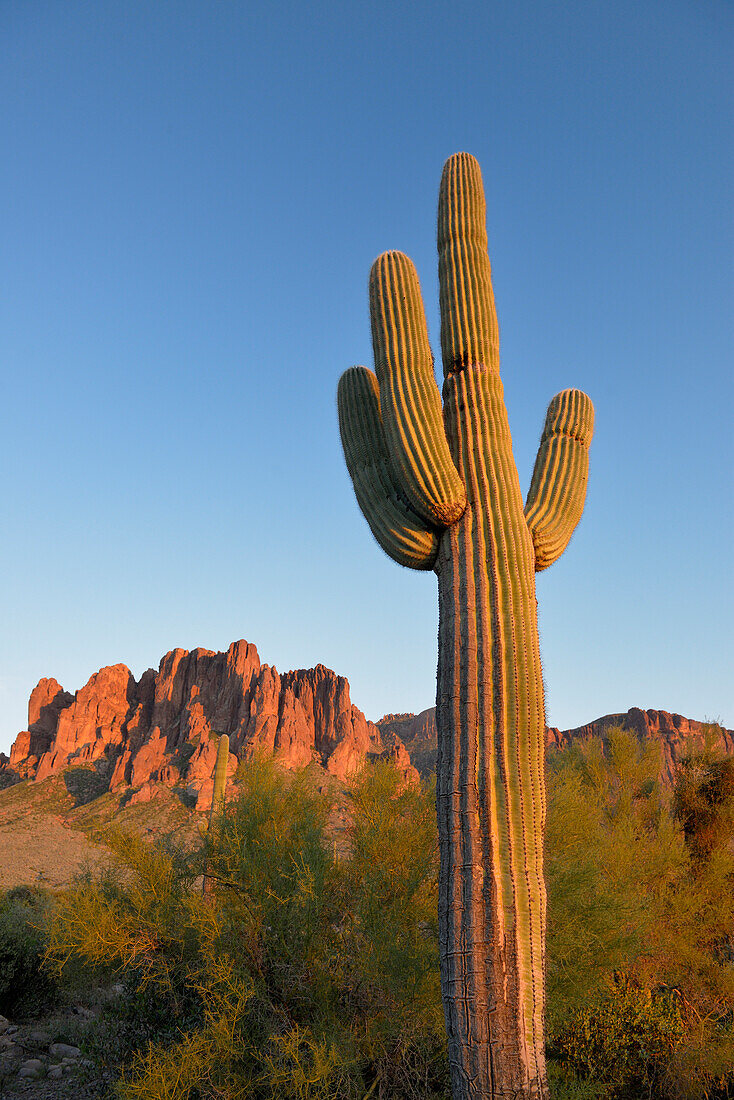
<box><xmin>438</xmin><ymin>364</ymin><xmax>547</xmax><ymax>1095</ymax></box>
<box><xmin>438</xmin><ymin>153</ymin><xmax>500</xmax><ymax>374</ymax></box>
<box><xmin>203</xmin><ymin>733</ymin><xmax>230</xmax><ymax>897</ymax></box>
<box><xmin>211</xmin><ymin>733</ymin><xmax>230</xmax><ymax>820</ymax></box>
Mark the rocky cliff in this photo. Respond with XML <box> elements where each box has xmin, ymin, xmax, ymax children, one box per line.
<box><xmin>377</xmin><ymin>706</ymin><xmax>733</xmax><ymax>784</ymax></box>
<box><xmin>3</xmin><ymin>643</ymin><xmax>730</xmax><ymax>806</ymax></box>
<box><xmin>1</xmin><ymin>641</ymin><xmax>418</xmax><ymax>809</ymax></box>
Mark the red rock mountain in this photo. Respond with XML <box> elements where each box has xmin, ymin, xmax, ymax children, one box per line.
<box><xmin>3</xmin><ymin>640</ymin><xmax>730</xmax><ymax>805</ymax></box>
<box><xmin>378</xmin><ymin>706</ymin><xmax>733</xmax><ymax>784</ymax></box>
<box><xmin>1</xmin><ymin>641</ymin><xmax>417</xmax><ymax>809</ymax></box>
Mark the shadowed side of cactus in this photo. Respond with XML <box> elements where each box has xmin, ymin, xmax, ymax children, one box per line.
<box><xmin>337</xmin><ymin>154</ymin><xmax>594</xmax><ymax>1100</ymax></box>
<box><xmin>203</xmin><ymin>733</ymin><xmax>229</xmax><ymax>897</ymax></box>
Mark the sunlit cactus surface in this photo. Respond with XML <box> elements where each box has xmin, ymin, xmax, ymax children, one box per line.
<box><xmin>203</xmin><ymin>733</ymin><xmax>230</xmax><ymax>897</ymax></box>
<box><xmin>338</xmin><ymin>153</ymin><xmax>594</xmax><ymax>1100</ymax></box>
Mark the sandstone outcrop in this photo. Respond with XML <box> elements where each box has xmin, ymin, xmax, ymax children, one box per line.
<box><xmin>4</xmin><ymin>644</ymin><xmax>728</xmax><ymax>803</ymax></box>
<box><xmin>2</xmin><ymin>642</ymin><xmax>418</xmax><ymax>807</ymax></box>
<box><xmin>9</xmin><ymin>678</ymin><xmax>75</xmax><ymax>774</ymax></box>
<box><xmin>378</xmin><ymin>706</ymin><xmax>733</xmax><ymax>784</ymax></box>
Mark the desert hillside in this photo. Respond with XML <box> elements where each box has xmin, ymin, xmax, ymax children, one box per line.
<box><xmin>1</xmin><ymin>638</ymin><xmax>730</xmax><ymax>896</ymax></box>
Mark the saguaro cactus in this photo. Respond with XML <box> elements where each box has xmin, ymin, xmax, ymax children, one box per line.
<box><xmin>337</xmin><ymin>154</ymin><xmax>594</xmax><ymax>1100</ymax></box>
<box><xmin>210</xmin><ymin>733</ymin><xmax>230</xmax><ymax>822</ymax></box>
<box><xmin>203</xmin><ymin>733</ymin><xmax>230</xmax><ymax>896</ymax></box>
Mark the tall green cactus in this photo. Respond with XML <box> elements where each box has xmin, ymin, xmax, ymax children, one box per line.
<box><xmin>210</xmin><ymin>733</ymin><xmax>230</xmax><ymax>822</ymax></box>
<box><xmin>203</xmin><ymin>733</ymin><xmax>230</xmax><ymax>896</ymax></box>
<box><xmin>337</xmin><ymin>154</ymin><xmax>594</xmax><ymax>1100</ymax></box>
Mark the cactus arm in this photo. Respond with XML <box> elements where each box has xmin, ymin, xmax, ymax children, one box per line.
<box><xmin>337</xmin><ymin>366</ymin><xmax>440</xmax><ymax>570</ymax></box>
<box><xmin>524</xmin><ymin>389</ymin><xmax>594</xmax><ymax>571</ymax></box>
<box><xmin>370</xmin><ymin>250</ymin><xmax>467</xmax><ymax>527</ymax></box>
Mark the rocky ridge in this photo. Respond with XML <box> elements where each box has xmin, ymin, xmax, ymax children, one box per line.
<box><xmin>3</xmin><ymin>641</ymin><xmax>730</xmax><ymax>806</ymax></box>
<box><xmin>377</xmin><ymin>706</ymin><xmax>734</xmax><ymax>784</ymax></box>
<box><xmin>1</xmin><ymin>641</ymin><xmax>418</xmax><ymax>810</ymax></box>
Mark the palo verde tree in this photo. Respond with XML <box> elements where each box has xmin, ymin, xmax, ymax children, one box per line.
<box><xmin>337</xmin><ymin>153</ymin><xmax>594</xmax><ymax>1100</ymax></box>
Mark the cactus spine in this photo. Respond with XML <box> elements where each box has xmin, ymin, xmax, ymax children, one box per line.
<box><xmin>338</xmin><ymin>154</ymin><xmax>594</xmax><ymax>1100</ymax></box>
<box><xmin>203</xmin><ymin>733</ymin><xmax>229</xmax><ymax>896</ymax></box>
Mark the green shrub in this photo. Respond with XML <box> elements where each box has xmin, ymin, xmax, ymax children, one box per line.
<box><xmin>545</xmin><ymin>729</ymin><xmax>681</xmax><ymax>1029</ymax></box>
<box><xmin>673</xmin><ymin>733</ymin><xmax>734</xmax><ymax>865</ymax></box>
<box><xmin>546</xmin><ymin>730</ymin><xmax>734</xmax><ymax>1099</ymax></box>
<box><xmin>0</xmin><ymin>884</ymin><xmax>59</xmax><ymax>1018</ymax></box>
<box><xmin>556</xmin><ymin>979</ymin><xmax>684</xmax><ymax>1098</ymax></box>
<box><xmin>46</xmin><ymin>758</ymin><xmax>450</xmax><ymax>1099</ymax></box>
<box><xmin>547</xmin><ymin>1060</ymin><xmax>609</xmax><ymax>1099</ymax></box>
<box><xmin>41</xmin><ymin>746</ymin><xmax>734</xmax><ymax>1099</ymax></box>
<box><xmin>340</xmin><ymin>764</ymin><xmax>447</xmax><ymax>1098</ymax></box>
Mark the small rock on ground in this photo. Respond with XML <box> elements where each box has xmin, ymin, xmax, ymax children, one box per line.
<box><xmin>18</xmin><ymin>1059</ymin><xmax>45</xmax><ymax>1079</ymax></box>
<box><xmin>47</xmin><ymin>1047</ymin><xmax>79</xmax><ymax>1060</ymax></box>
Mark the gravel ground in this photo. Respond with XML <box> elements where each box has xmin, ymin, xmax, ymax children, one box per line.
<box><xmin>0</xmin><ymin>1010</ymin><xmax>110</xmax><ymax>1100</ymax></box>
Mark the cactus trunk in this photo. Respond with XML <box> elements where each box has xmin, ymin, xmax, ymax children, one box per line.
<box><xmin>436</xmin><ymin>366</ymin><xmax>546</xmax><ymax>1098</ymax></box>
<box><xmin>203</xmin><ymin>733</ymin><xmax>229</xmax><ymax>897</ymax></box>
<box><xmin>211</xmin><ymin>733</ymin><xmax>230</xmax><ymax>820</ymax></box>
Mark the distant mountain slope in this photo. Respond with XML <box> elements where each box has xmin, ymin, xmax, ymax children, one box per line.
<box><xmin>377</xmin><ymin>706</ymin><xmax>733</xmax><ymax>783</ymax></box>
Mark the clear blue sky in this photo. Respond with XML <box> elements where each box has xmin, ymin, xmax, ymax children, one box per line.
<box><xmin>1</xmin><ymin>0</ymin><xmax>732</xmax><ymax>754</ymax></box>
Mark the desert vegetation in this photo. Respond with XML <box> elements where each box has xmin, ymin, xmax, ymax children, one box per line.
<box><xmin>1</xmin><ymin>732</ymin><xmax>732</xmax><ymax>1099</ymax></box>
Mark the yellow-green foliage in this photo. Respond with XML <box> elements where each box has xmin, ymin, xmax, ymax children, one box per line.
<box><xmin>41</xmin><ymin>747</ymin><xmax>733</xmax><ymax>1099</ymax></box>
<box><xmin>546</xmin><ymin>730</ymin><xmax>734</xmax><ymax>1099</ymax></box>
<box><xmin>46</xmin><ymin>829</ymin><xmax>197</xmax><ymax>989</ymax></box>
<box><xmin>545</xmin><ymin>730</ymin><xmax>681</xmax><ymax>1026</ymax></box>
<box><xmin>346</xmin><ymin>765</ymin><xmax>439</xmax><ymax>997</ymax></box>
<box><xmin>46</xmin><ymin>758</ymin><xmax>449</xmax><ymax>1100</ymax></box>
<box><xmin>116</xmin><ymin>940</ymin><xmax>257</xmax><ymax>1100</ymax></box>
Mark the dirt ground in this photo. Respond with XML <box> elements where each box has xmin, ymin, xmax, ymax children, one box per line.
<box><xmin>0</xmin><ymin>774</ymin><xmax>201</xmax><ymax>892</ymax></box>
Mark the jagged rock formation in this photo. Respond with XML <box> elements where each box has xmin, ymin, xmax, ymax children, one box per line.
<box><xmin>377</xmin><ymin>709</ymin><xmax>440</xmax><ymax>779</ymax></box>
<box><xmin>378</xmin><ymin>706</ymin><xmax>733</xmax><ymax>784</ymax></box>
<box><xmin>3</xmin><ymin>644</ymin><xmax>729</xmax><ymax>807</ymax></box>
<box><xmin>1</xmin><ymin>641</ymin><xmax>418</xmax><ymax>809</ymax></box>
